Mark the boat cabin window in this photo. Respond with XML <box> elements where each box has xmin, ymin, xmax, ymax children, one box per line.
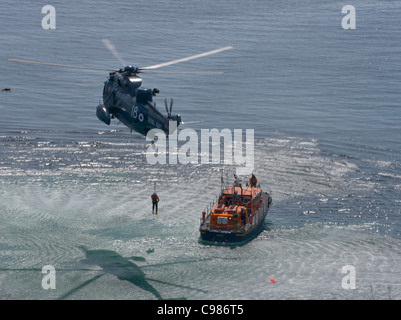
<box><xmin>217</xmin><ymin>216</ymin><xmax>228</xmax><ymax>224</ymax></box>
<box><xmin>242</xmin><ymin>196</ymin><xmax>251</xmax><ymax>204</ymax></box>
<box><xmin>223</xmin><ymin>197</ymin><xmax>230</xmax><ymax>206</ymax></box>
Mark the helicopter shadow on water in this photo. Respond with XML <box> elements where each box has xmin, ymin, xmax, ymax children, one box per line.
<box><xmin>58</xmin><ymin>246</ymin><xmax>209</xmax><ymax>300</ymax></box>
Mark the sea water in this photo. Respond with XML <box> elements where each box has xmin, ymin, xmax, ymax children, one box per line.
<box><xmin>0</xmin><ymin>0</ymin><xmax>400</xmax><ymax>299</ymax></box>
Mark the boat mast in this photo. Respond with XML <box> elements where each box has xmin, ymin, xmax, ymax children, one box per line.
<box><xmin>251</xmin><ymin>179</ymin><xmax>254</xmax><ymax>213</ymax></box>
<box><xmin>220</xmin><ymin>168</ymin><xmax>224</xmax><ymax>193</ymax></box>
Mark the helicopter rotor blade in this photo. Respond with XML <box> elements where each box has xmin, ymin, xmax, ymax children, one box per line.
<box><xmin>141</xmin><ymin>70</ymin><xmax>226</xmax><ymax>75</ymax></box>
<box><xmin>141</xmin><ymin>46</ymin><xmax>233</xmax><ymax>70</ymax></box>
<box><xmin>101</xmin><ymin>39</ymin><xmax>126</xmax><ymax>67</ymax></box>
<box><xmin>7</xmin><ymin>58</ymin><xmax>116</xmax><ymax>71</ymax></box>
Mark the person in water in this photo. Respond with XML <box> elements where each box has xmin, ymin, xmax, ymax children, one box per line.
<box><xmin>249</xmin><ymin>174</ymin><xmax>258</xmax><ymax>188</ymax></box>
<box><xmin>151</xmin><ymin>193</ymin><xmax>159</xmax><ymax>215</ymax></box>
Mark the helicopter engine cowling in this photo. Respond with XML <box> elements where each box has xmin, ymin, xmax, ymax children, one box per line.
<box><xmin>96</xmin><ymin>104</ymin><xmax>111</xmax><ymax>125</ymax></box>
<box><xmin>136</xmin><ymin>88</ymin><xmax>153</xmax><ymax>105</ymax></box>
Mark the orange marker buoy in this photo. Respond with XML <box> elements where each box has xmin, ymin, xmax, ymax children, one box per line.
<box><xmin>270</xmin><ymin>278</ymin><xmax>275</xmax><ymax>283</ymax></box>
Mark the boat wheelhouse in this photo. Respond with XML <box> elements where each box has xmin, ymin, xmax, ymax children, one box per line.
<box><xmin>199</xmin><ymin>180</ymin><xmax>272</xmax><ymax>243</ymax></box>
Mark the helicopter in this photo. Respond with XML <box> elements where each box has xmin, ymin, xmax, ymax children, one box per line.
<box><xmin>8</xmin><ymin>41</ymin><xmax>232</xmax><ymax>138</ymax></box>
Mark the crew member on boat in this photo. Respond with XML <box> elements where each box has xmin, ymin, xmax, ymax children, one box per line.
<box><xmin>233</xmin><ymin>211</ymin><xmax>238</xmax><ymax>231</ymax></box>
<box><xmin>233</xmin><ymin>174</ymin><xmax>242</xmax><ymax>187</ymax></box>
<box><xmin>233</xmin><ymin>191</ymin><xmax>241</xmax><ymax>204</ymax></box>
<box><xmin>240</xmin><ymin>207</ymin><xmax>247</xmax><ymax>225</ymax></box>
<box><xmin>249</xmin><ymin>174</ymin><xmax>258</xmax><ymax>188</ymax></box>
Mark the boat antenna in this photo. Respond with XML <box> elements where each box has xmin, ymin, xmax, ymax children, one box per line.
<box><xmin>220</xmin><ymin>168</ymin><xmax>224</xmax><ymax>192</ymax></box>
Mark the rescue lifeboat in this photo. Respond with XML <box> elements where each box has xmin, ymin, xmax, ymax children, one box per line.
<box><xmin>199</xmin><ymin>178</ymin><xmax>272</xmax><ymax>244</ymax></box>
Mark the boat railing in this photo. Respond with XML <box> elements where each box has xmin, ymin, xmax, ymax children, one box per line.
<box><xmin>244</xmin><ymin>192</ymin><xmax>270</xmax><ymax>232</ymax></box>
<box><xmin>199</xmin><ymin>194</ymin><xmax>219</xmax><ymax>228</ymax></box>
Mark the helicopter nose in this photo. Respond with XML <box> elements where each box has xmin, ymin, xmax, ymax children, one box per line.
<box><xmin>96</xmin><ymin>104</ymin><xmax>111</xmax><ymax>125</ymax></box>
